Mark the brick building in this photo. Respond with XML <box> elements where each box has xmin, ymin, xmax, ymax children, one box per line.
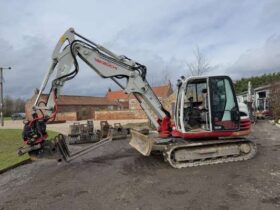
<box><xmin>128</xmin><ymin>82</ymin><xmax>174</xmax><ymax>110</ymax></box>
<box><xmin>26</xmin><ymin>82</ymin><xmax>174</xmax><ymax>122</ymax></box>
<box><xmin>162</xmin><ymin>91</ymin><xmax>177</xmax><ymax>118</ymax></box>
<box><xmin>25</xmin><ymin>91</ymin><xmax>119</xmax><ymax>121</ymax></box>
<box><xmin>95</xmin><ymin>82</ymin><xmax>174</xmax><ymax>120</ymax></box>
<box><xmin>105</xmin><ymin>88</ymin><xmax>129</xmax><ymax>109</ymax></box>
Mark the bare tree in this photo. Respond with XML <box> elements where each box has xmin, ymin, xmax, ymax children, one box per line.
<box><xmin>161</xmin><ymin>66</ymin><xmax>172</xmax><ymax>84</ymax></box>
<box><xmin>3</xmin><ymin>96</ymin><xmax>26</xmax><ymax>116</ymax></box>
<box><xmin>148</xmin><ymin>66</ymin><xmax>172</xmax><ymax>86</ymax></box>
<box><xmin>186</xmin><ymin>46</ymin><xmax>211</xmax><ymax>76</ymax></box>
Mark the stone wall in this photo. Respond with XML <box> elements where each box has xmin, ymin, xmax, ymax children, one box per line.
<box><xmin>94</xmin><ymin>110</ymin><xmax>147</xmax><ymax>120</ymax></box>
<box><xmin>55</xmin><ymin>112</ymin><xmax>77</xmax><ymax>121</ymax></box>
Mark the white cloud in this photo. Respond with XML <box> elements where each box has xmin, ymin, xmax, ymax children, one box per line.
<box><xmin>226</xmin><ymin>35</ymin><xmax>280</xmax><ymax>79</ymax></box>
<box><xmin>0</xmin><ymin>0</ymin><xmax>279</xmax><ymax>98</ymax></box>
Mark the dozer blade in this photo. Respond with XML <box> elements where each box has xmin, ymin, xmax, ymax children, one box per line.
<box><xmin>129</xmin><ymin>129</ymin><xmax>154</xmax><ymax>156</ymax></box>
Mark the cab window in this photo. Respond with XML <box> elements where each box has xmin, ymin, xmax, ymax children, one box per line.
<box><xmin>210</xmin><ymin>77</ymin><xmax>239</xmax><ymax>130</ymax></box>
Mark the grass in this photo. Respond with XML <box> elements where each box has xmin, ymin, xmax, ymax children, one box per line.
<box><xmin>0</xmin><ymin>129</ymin><xmax>59</xmax><ymax>171</ymax></box>
<box><xmin>4</xmin><ymin>117</ymin><xmax>11</xmax><ymax>121</ymax></box>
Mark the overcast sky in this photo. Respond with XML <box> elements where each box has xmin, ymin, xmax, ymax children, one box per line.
<box><xmin>0</xmin><ymin>0</ymin><xmax>279</xmax><ymax>99</ymax></box>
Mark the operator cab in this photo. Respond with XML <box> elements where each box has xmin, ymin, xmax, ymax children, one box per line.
<box><xmin>175</xmin><ymin>76</ymin><xmax>240</xmax><ymax>134</ymax></box>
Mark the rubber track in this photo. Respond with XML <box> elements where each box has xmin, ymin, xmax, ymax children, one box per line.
<box><xmin>164</xmin><ymin>139</ymin><xmax>257</xmax><ymax>168</ymax></box>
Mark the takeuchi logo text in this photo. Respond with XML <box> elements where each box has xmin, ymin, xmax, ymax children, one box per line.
<box><xmin>95</xmin><ymin>58</ymin><xmax>117</xmax><ymax>70</ymax></box>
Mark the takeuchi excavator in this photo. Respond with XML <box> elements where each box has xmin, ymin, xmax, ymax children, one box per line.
<box><xmin>21</xmin><ymin>28</ymin><xmax>256</xmax><ymax>168</ymax></box>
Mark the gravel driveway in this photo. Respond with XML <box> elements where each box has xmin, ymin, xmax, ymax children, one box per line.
<box><xmin>0</xmin><ymin>121</ymin><xmax>280</xmax><ymax>210</ymax></box>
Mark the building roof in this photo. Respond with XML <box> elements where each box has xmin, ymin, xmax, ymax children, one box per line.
<box><xmin>34</xmin><ymin>94</ymin><xmax>117</xmax><ymax>106</ymax></box>
<box><xmin>152</xmin><ymin>83</ymin><xmax>173</xmax><ymax>98</ymax></box>
<box><xmin>106</xmin><ymin>82</ymin><xmax>173</xmax><ymax>101</ymax></box>
<box><xmin>254</xmin><ymin>84</ymin><xmax>271</xmax><ymax>91</ymax></box>
<box><xmin>106</xmin><ymin>90</ymin><xmax>129</xmax><ymax>101</ymax></box>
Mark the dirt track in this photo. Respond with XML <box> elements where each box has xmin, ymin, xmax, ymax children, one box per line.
<box><xmin>1</xmin><ymin>121</ymin><xmax>280</xmax><ymax>210</ymax></box>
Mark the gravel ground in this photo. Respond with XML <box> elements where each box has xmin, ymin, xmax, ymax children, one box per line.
<box><xmin>0</xmin><ymin>121</ymin><xmax>280</xmax><ymax>210</ymax></box>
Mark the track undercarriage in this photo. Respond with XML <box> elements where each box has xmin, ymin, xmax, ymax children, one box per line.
<box><xmin>130</xmin><ymin>130</ymin><xmax>257</xmax><ymax>168</ymax></box>
<box><xmin>19</xmin><ymin>127</ymin><xmax>256</xmax><ymax>168</ymax></box>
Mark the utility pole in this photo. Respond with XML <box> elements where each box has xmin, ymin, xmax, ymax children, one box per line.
<box><xmin>0</xmin><ymin>67</ymin><xmax>11</xmax><ymax>126</ymax></box>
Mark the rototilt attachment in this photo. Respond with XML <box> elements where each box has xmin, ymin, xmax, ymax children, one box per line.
<box><xmin>18</xmin><ymin>133</ymin><xmax>112</xmax><ymax>162</ymax></box>
<box><xmin>18</xmin><ymin>121</ymin><xmax>113</xmax><ymax>162</ymax></box>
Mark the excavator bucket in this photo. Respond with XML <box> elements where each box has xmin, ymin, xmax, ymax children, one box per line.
<box><xmin>129</xmin><ymin>129</ymin><xmax>154</xmax><ymax>156</ymax></box>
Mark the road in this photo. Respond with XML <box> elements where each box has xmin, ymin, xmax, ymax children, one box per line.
<box><xmin>1</xmin><ymin>121</ymin><xmax>280</xmax><ymax>210</ymax></box>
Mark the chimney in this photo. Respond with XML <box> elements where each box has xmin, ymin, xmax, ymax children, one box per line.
<box><xmin>108</xmin><ymin>88</ymin><xmax>111</xmax><ymax>92</ymax></box>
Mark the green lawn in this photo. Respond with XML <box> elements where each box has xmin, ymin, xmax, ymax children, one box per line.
<box><xmin>0</xmin><ymin>129</ymin><xmax>59</xmax><ymax>171</ymax></box>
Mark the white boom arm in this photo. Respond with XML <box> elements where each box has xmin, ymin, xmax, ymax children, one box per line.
<box><xmin>33</xmin><ymin>28</ymin><xmax>170</xmax><ymax>129</ymax></box>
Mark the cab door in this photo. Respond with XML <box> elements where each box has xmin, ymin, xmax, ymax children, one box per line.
<box><xmin>209</xmin><ymin>76</ymin><xmax>240</xmax><ymax>131</ymax></box>
<box><xmin>174</xmin><ymin>82</ymin><xmax>185</xmax><ymax>132</ymax></box>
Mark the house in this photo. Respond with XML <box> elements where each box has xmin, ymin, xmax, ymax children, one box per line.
<box><xmin>254</xmin><ymin>85</ymin><xmax>271</xmax><ymax>112</ymax></box>
<box><xmin>128</xmin><ymin>82</ymin><xmax>174</xmax><ymax>110</ymax></box>
<box><xmin>105</xmin><ymin>82</ymin><xmax>173</xmax><ymax>110</ymax></box>
<box><xmin>25</xmin><ymin>90</ymin><xmax>119</xmax><ymax>121</ymax></box>
<box><xmin>105</xmin><ymin>88</ymin><xmax>129</xmax><ymax>109</ymax></box>
<box><xmin>162</xmin><ymin>91</ymin><xmax>177</xmax><ymax>118</ymax></box>
<box><xmin>236</xmin><ymin>84</ymin><xmax>272</xmax><ymax>113</ymax></box>
<box><xmin>26</xmin><ymin>82</ymin><xmax>174</xmax><ymax>122</ymax></box>
<box><xmin>94</xmin><ymin>82</ymin><xmax>174</xmax><ymax>120</ymax></box>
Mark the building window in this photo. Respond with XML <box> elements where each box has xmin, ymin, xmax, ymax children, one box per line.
<box><xmin>258</xmin><ymin>91</ymin><xmax>266</xmax><ymax>98</ymax></box>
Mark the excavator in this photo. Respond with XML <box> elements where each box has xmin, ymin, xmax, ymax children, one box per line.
<box><xmin>20</xmin><ymin>28</ymin><xmax>256</xmax><ymax>168</ymax></box>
